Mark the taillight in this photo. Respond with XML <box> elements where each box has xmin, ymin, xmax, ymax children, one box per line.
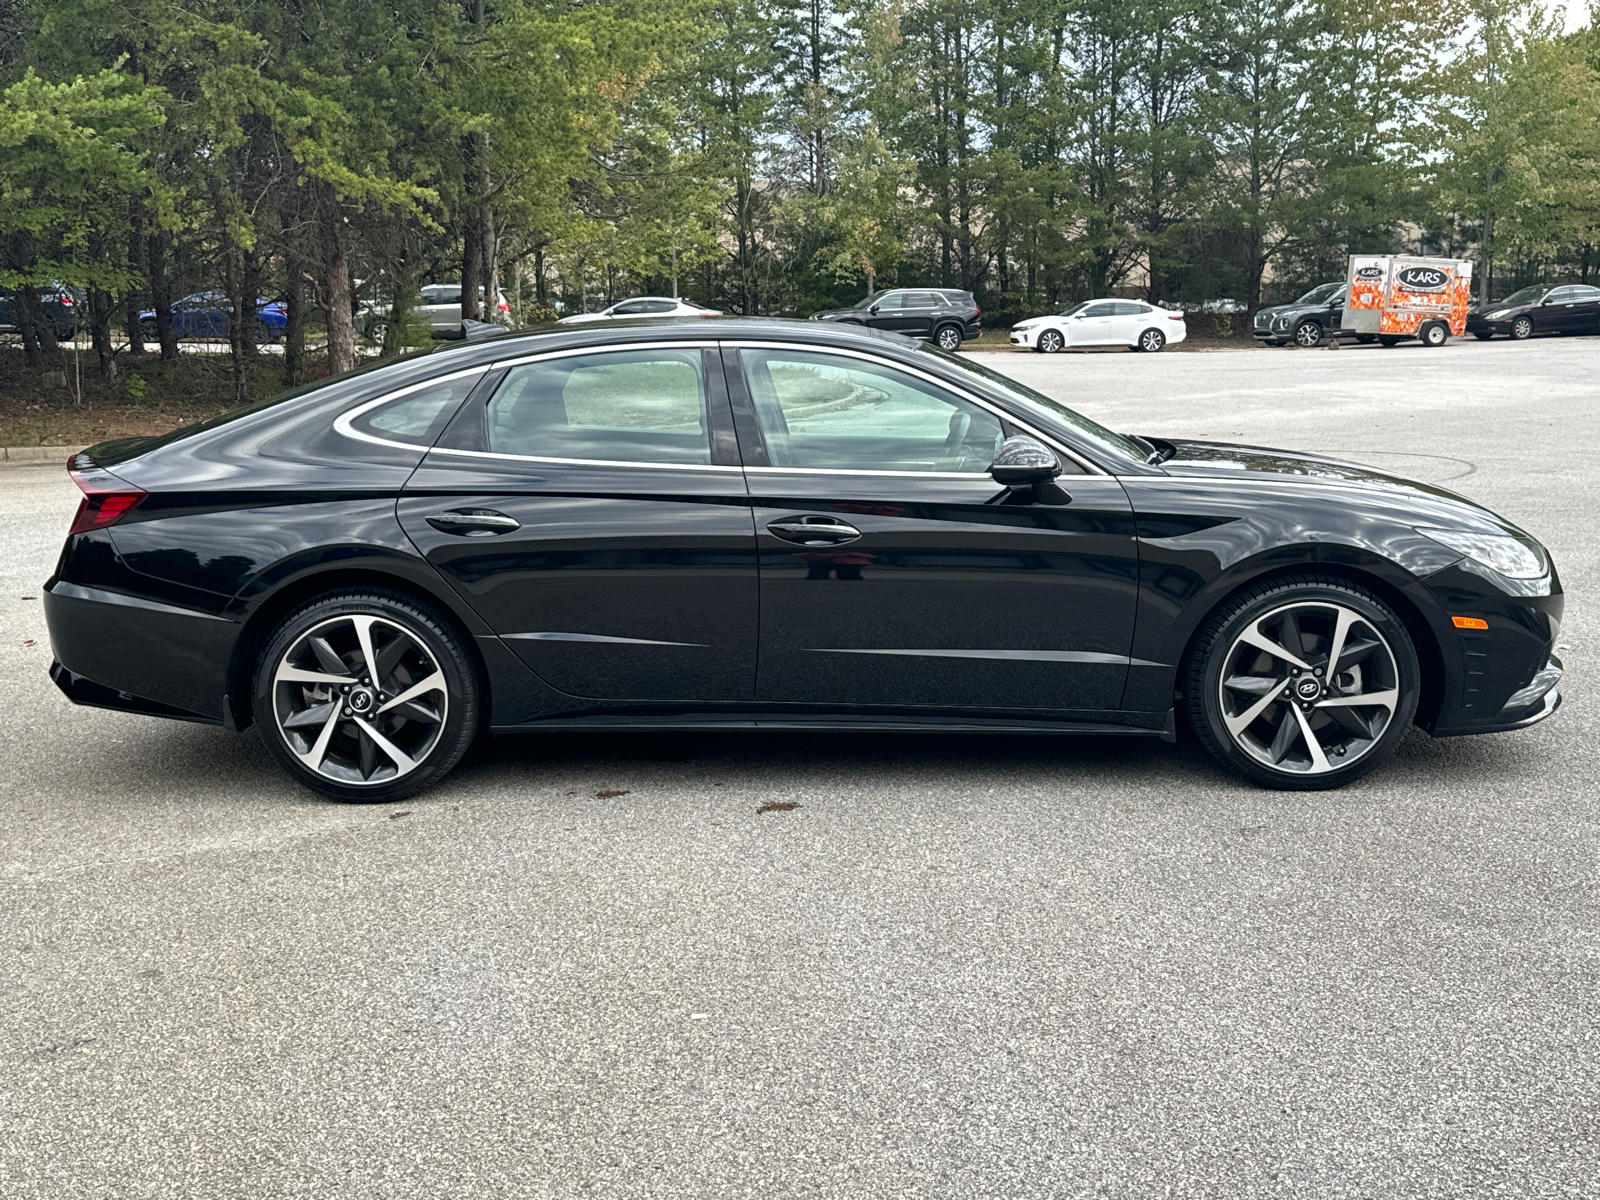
<box><xmin>59</xmin><ymin>294</ymin><xmax>75</xmax><ymax>306</ymax></box>
<box><xmin>1167</xmin><ymin>312</ymin><xmax>1185</xmax><ymax>321</ymax></box>
<box><xmin>67</xmin><ymin>460</ymin><xmax>146</xmax><ymax>535</ymax></box>
<box><xmin>497</xmin><ymin>301</ymin><xmax>510</xmax><ymax>312</ymax></box>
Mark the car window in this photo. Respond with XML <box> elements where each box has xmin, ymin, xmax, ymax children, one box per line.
<box><xmin>486</xmin><ymin>349</ymin><xmax>710</xmax><ymax>465</ymax></box>
<box><xmin>1111</xmin><ymin>302</ymin><xmax>1148</xmax><ymax>315</ymax></box>
<box><xmin>1296</xmin><ymin>283</ymin><xmax>1341</xmax><ymax>305</ymax></box>
<box><xmin>612</xmin><ymin>300</ymin><xmax>653</xmax><ymax>315</ymax></box>
<box><xmin>1497</xmin><ymin>286</ymin><xmax>1547</xmax><ymax>307</ymax></box>
<box><xmin>1574</xmin><ymin>286</ymin><xmax>1600</xmax><ymax>300</ymax></box>
<box><xmin>1546</xmin><ymin>287</ymin><xmax>1577</xmax><ymax>303</ymax></box>
<box><xmin>1084</xmin><ymin>303</ymin><xmax>1116</xmax><ymax>317</ymax></box>
<box><xmin>873</xmin><ymin>292</ymin><xmax>903</xmax><ymax>310</ymax></box>
<box><xmin>349</xmin><ymin>372</ymin><xmax>484</xmax><ymax>446</ymax></box>
<box><xmin>739</xmin><ymin>348</ymin><xmax>1005</xmax><ymax>473</ymax></box>
<box><xmin>906</xmin><ymin>292</ymin><xmax>941</xmax><ymax>308</ymax></box>
<box><xmin>643</xmin><ymin>300</ymin><xmax>679</xmax><ymax>313</ymax></box>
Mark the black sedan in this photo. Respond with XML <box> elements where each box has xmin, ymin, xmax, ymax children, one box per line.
<box><xmin>44</xmin><ymin>321</ymin><xmax>1563</xmax><ymax>801</ymax></box>
<box><xmin>809</xmin><ymin>289</ymin><xmax>981</xmax><ymax>349</ymax></box>
<box><xmin>1467</xmin><ymin>283</ymin><xmax>1600</xmax><ymax>340</ymax></box>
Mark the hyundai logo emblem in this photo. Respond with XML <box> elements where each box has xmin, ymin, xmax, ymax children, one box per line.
<box><xmin>1296</xmin><ymin>678</ymin><xmax>1321</xmax><ymax>699</ymax></box>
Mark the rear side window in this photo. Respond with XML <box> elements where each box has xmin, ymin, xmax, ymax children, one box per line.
<box><xmin>348</xmin><ymin>372</ymin><xmax>484</xmax><ymax>446</ymax></box>
<box><xmin>1112</xmin><ymin>302</ymin><xmax>1149</xmax><ymax>315</ymax></box>
<box><xmin>486</xmin><ymin>349</ymin><xmax>710</xmax><ymax>465</ymax></box>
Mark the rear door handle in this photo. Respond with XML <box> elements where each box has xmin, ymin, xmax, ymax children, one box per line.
<box><xmin>767</xmin><ymin>516</ymin><xmax>863</xmax><ymax>545</ymax></box>
<box><xmin>426</xmin><ymin>509</ymin><xmax>520</xmax><ymax>536</ymax></box>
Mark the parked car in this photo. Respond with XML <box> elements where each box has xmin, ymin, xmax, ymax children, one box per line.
<box><xmin>558</xmin><ymin>297</ymin><xmax>721</xmax><ymax>325</ymax></box>
<box><xmin>1465</xmin><ymin>284</ymin><xmax>1600</xmax><ymax>340</ymax></box>
<box><xmin>1251</xmin><ymin>283</ymin><xmax>1371</xmax><ymax>347</ymax></box>
<box><xmin>1010</xmin><ymin>299</ymin><xmax>1187</xmax><ymax>352</ymax></box>
<box><xmin>138</xmin><ymin>291</ymin><xmax>287</xmax><ymax>343</ymax></box>
<box><xmin>809</xmin><ymin>288</ymin><xmax>981</xmax><ymax>350</ymax></box>
<box><xmin>43</xmin><ymin>320</ymin><xmax>1562</xmax><ymax>802</ymax></box>
<box><xmin>0</xmin><ymin>283</ymin><xmax>83</xmax><ymax>341</ymax></box>
<box><xmin>406</xmin><ymin>283</ymin><xmax>511</xmax><ymax>339</ymax></box>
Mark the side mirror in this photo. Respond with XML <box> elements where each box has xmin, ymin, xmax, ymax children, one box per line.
<box><xmin>868</xmin><ymin>304</ymin><xmax>880</xmax><ymax>315</ymax></box>
<box><xmin>989</xmin><ymin>435</ymin><xmax>1071</xmax><ymax>504</ymax></box>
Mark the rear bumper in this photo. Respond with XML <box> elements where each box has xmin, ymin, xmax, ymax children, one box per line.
<box><xmin>43</xmin><ymin>577</ymin><xmax>236</xmax><ymax>723</ymax></box>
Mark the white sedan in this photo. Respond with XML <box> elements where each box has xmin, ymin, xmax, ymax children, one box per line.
<box><xmin>1010</xmin><ymin>299</ymin><xmax>1187</xmax><ymax>353</ymax></box>
<box><xmin>558</xmin><ymin>297</ymin><xmax>721</xmax><ymax>325</ymax></box>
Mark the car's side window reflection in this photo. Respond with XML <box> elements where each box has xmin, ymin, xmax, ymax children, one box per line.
<box><xmin>739</xmin><ymin>348</ymin><xmax>1005</xmax><ymax>473</ymax></box>
<box><xmin>351</xmin><ymin>372</ymin><xmax>484</xmax><ymax>446</ymax></box>
<box><xmin>486</xmin><ymin>349</ymin><xmax>711</xmax><ymax>464</ymax></box>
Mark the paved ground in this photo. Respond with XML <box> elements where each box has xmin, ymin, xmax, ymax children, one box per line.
<box><xmin>2</xmin><ymin>336</ymin><xmax>1596</xmax><ymax>1198</ymax></box>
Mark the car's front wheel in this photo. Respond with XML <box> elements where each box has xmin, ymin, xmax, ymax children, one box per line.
<box><xmin>934</xmin><ymin>323</ymin><xmax>964</xmax><ymax>351</ymax></box>
<box><xmin>1293</xmin><ymin>320</ymin><xmax>1323</xmax><ymax>348</ymax></box>
<box><xmin>254</xmin><ymin>589</ymin><xmax>480</xmax><ymax>802</ymax></box>
<box><xmin>1137</xmin><ymin>327</ymin><xmax>1166</xmax><ymax>352</ymax></box>
<box><xmin>1183</xmin><ymin>575</ymin><xmax>1420</xmax><ymax>790</ymax></box>
<box><xmin>1036</xmin><ymin>328</ymin><xmax>1065</xmax><ymax>354</ymax></box>
<box><xmin>1511</xmin><ymin>315</ymin><xmax>1534</xmax><ymax>340</ymax></box>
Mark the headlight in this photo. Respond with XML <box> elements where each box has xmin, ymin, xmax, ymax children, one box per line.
<box><xmin>1417</xmin><ymin>527</ymin><xmax>1547</xmax><ymax>578</ymax></box>
<box><xmin>1487</xmin><ymin>309</ymin><xmax>1511</xmax><ymax>320</ymax></box>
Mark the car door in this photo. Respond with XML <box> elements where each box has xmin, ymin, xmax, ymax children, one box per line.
<box><xmin>1568</xmin><ymin>285</ymin><xmax>1600</xmax><ymax>333</ymax></box>
<box><xmin>894</xmin><ymin>291</ymin><xmax>940</xmax><ymax>338</ymax></box>
<box><xmin>1540</xmin><ymin>286</ymin><xmax>1590</xmax><ymax>332</ymax></box>
<box><xmin>727</xmin><ymin>342</ymin><xmax>1140</xmax><ymax>712</ymax></box>
<box><xmin>1068</xmin><ymin>302</ymin><xmax>1117</xmax><ymax>346</ymax></box>
<box><xmin>397</xmin><ymin>343</ymin><xmax>758</xmax><ymax>703</ymax></box>
<box><xmin>863</xmin><ymin>291</ymin><xmax>904</xmax><ymax>332</ymax></box>
<box><xmin>1109</xmin><ymin>302</ymin><xmax>1150</xmax><ymax>344</ymax></box>
<box><xmin>1325</xmin><ymin>287</ymin><xmax>1348</xmax><ymax>333</ymax></box>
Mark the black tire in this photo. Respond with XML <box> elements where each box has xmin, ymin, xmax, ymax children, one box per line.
<box><xmin>934</xmin><ymin>323</ymin><xmax>964</xmax><ymax>351</ymax></box>
<box><xmin>364</xmin><ymin>319</ymin><xmax>393</xmax><ymax>345</ymax></box>
<box><xmin>1356</xmin><ymin>334</ymin><xmax>1376</xmax><ymax>344</ymax></box>
<box><xmin>139</xmin><ymin>319</ymin><xmax>160</xmax><ymax>344</ymax></box>
<box><xmin>253</xmin><ymin>588</ymin><xmax>481</xmax><ymax>803</ymax></box>
<box><xmin>1182</xmin><ymin>574</ymin><xmax>1421</xmax><ymax>791</ymax></box>
<box><xmin>1378</xmin><ymin>335</ymin><xmax>1403</xmax><ymax>347</ymax></box>
<box><xmin>1036</xmin><ymin>328</ymin><xmax>1065</xmax><ymax>354</ymax></box>
<box><xmin>1511</xmin><ymin>315</ymin><xmax>1534</xmax><ymax>340</ymax></box>
<box><xmin>1420</xmin><ymin>321</ymin><xmax>1448</xmax><ymax>347</ymax></box>
<box><xmin>1137</xmin><ymin>327</ymin><xmax>1166</xmax><ymax>352</ymax></box>
<box><xmin>1473</xmin><ymin>331</ymin><xmax>1493</xmax><ymax>341</ymax></box>
<box><xmin>1293</xmin><ymin>320</ymin><xmax>1323</xmax><ymax>348</ymax></box>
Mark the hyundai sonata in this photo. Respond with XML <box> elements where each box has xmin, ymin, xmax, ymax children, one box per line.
<box><xmin>44</xmin><ymin>321</ymin><xmax>1562</xmax><ymax>801</ymax></box>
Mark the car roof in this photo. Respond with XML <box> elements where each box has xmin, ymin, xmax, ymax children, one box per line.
<box><xmin>428</xmin><ymin>316</ymin><xmax>918</xmax><ymax>364</ymax></box>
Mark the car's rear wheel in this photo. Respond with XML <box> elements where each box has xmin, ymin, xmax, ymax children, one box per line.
<box><xmin>1420</xmin><ymin>320</ymin><xmax>1449</xmax><ymax>347</ymax></box>
<box><xmin>1293</xmin><ymin>320</ymin><xmax>1323</xmax><ymax>347</ymax></box>
<box><xmin>254</xmin><ymin>589</ymin><xmax>480</xmax><ymax>803</ymax></box>
<box><xmin>934</xmin><ymin>323</ymin><xmax>964</xmax><ymax>351</ymax></box>
<box><xmin>1473</xmin><ymin>331</ymin><xmax>1494</xmax><ymax>340</ymax></box>
<box><xmin>138</xmin><ymin>319</ymin><xmax>160</xmax><ymax>344</ymax></box>
<box><xmin>1137</xmin><ymin>327</ymin><xmax>1166</xmax><ymax>352</ymax></box>
<box><xmin>1511</xmin><ymin>316</ymin><xmax>1534</xmax><ymax>340</ymax></box>
<box><xmin>1036</xmin><ymin>328</ymin><xmax>1065</xmax><ymax>354</ymax></box>
<box><xmin>1356</xmin><ymin>334</ymin><xmax>1377</xmax><ymax>344</ymax></box>
<box><xmin>1183</xmin><ymin>575</ymin><xmax>1420</xmax><ymax>790</ymax></box>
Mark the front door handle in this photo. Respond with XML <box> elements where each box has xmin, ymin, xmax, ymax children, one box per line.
<box><xmin>426</xmin><ymin>509</ymin><xmax>520</xmax><ymax>536</ymax></box>
<box><xmin>767</xmin><ymin>516</ymin><xmax>863</xmax><ymax>545</ymax></box>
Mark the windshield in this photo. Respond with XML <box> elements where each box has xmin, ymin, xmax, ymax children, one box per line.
<box><xmin>930</xmin><ymin>349</ymin><xmax>1148</xmax><ymax>464</ymax></box>
<box><xmin>1497</xmin><ymin>286</ymin><xmax>1548</xmax><ymax>307</ymax></box>
<box><xmin>851</xmin><ymin>290</ymin><xmax>890</xmax><ymax>310</ymax></box>
<box><xmin>1295</xmin><ymin>283</ymin><xmax>1341</xmax><ymax>305</ymax></box>
<box><xmin>1057</xmin><ymin>301</ymin><xmax>1090</xmax><ymax>317</ymax></box>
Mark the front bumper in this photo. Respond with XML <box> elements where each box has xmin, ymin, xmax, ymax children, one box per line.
<box><xmin>1009</xmin><ymin>327</ymin><xmax>1039</xmax><ymax>347</ymax></box>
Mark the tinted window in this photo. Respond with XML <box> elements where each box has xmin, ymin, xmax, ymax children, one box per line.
<box><xmin>1111</xmin><ymin>302</ymin><xmax>1148</xmax><ymax>315</ymax></box>
<box><xmin>1084</xmin><ymin>303</ymin><xmax>1116</xmax><ymax>317</ymax></box>
<box><xmin>350</xmin><ymin>372</ymin><xmax>483</xmax><ymax>446</ymax></box>
<box><xmin>612</xmin><ymin>300</ymin><xmax>654</xmax><ymax>315</ymax></box>
<box><xmin>430</xmin><ymin>288</ymin><xmax>462</xmax><ymax>305</ymax></box>
<box><xmin>1546</xmin><ymin>287</ymin><xmax>1578</xmax><ymax>303</ymax></box>
<box><xmin>486</xmin><ymin>349</ymin><xmax>710</xmax><ymax>464</ymax></box>
<box><xmin>939</xmin><ymin>352</ymin><xmax>1144</xmax><ymax>465</ymax></box>
<box><xmin>905</xmin><ymin>292</ymin><xmax>941</xmax><ymax>308</ymax></box>
<box><xmin>1498</xmin><ymin>286</ymin><xmax>1548</xmax><ymax>307</ymax></box>
<box><xmin>739</xmin><ymin>349</ymin><xmax>1004</xmax><ymax>473</ymax></box>
<box><xmin>873</xmin><ymin>293</ymin><xmax>904</xmax><ymax>310</ymax></box>
<box><xmin>1296</xmin><ymin>283</ymin><xmax>1341</xmax><ymax>305</ymax></box>
<box><xmin>1574</xmin><ymin>286</ymin><xmax>1600</xmax><ymax>300</ymax></box>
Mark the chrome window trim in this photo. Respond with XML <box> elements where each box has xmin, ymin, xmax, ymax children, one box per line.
<box><xmin>333</xmin><ymin>367</ymin><xmax>491</xmax><ymax>451</ymax></box>
<box><xmin>335</xmin><ymin>338</ymin><xmax>1101</xmax><ymax>475</ymax></box>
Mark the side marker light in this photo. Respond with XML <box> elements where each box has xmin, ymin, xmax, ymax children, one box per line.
<box><xmin>1451</xmin><ymin>616</ymin><xmax>1489</xmax><ymax>630</ymax></box>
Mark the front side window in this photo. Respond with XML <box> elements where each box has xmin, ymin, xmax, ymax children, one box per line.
<box><xmin>739</xmin><ymin>349</ymin><xmax>1004</xmax><ymax>473</ymax></box>
<box><xmin>486</xmin><ymin>349</ymin><xmax>710</xmax><ymax>465</ymax></box>
<box><xmin>873</xmin><ymin>292</ymin><xmax>904</xmax><ymax>310</ymax></box>
<box><xmin>1084</xmin><ymin>303</ymin><xmax>1116</xmax><ymax>317</ymax></box>
<box><xmin>612</xmin><ymin>300</ymin><xmax>653</xmax><ymax>315</ymax></box>
<box><xmin>350</xmin><ymin>372</ymin><xmax>483</xmax><ymax>446</ymax></box>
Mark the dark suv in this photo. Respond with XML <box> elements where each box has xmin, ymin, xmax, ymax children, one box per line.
<box><xmin>1251</xmin><ymin>283</ymin><xmax>1374</xmax><ymax>347</ymax></box>
<box><xmin>809</xmin><ymin>288</ymin><xmax>981</xmax><ymax>350</ymax></box>
<box><xmin>0</xmin><ymin>284</ymin><xmax>83</xmax><ymax>341</ymax></box>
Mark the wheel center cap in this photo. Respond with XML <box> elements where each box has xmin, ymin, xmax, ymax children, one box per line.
<box><xmin>1295</xmin><ymin>676</ymin><xmax>1323</xmax><ymax>701</ymax></box>
<box><xmin>348</xmin><ymin>688</ymin><xmax>375</xmax><ymax>714</ymax></box>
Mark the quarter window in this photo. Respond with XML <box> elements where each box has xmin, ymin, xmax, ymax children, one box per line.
<box><xmin>486</xmin><ymin>349</ymin><xmax>711</xmax><ymax>464</ymax></box>
<box><xmin>739</xmin><ymin>348</ymin><xmax>1005</xmax><ymax>473</ymax></box>
<box><xmin>349</xmin><ymin>372</ymin><xmax>483</xmax><ymax>446</ymax></box>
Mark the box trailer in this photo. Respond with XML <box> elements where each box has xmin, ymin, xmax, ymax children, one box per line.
<box><xmin>1342</xmin><ymin>255</ymin><xmax>1473</xmax><ymax>347</ymax></box>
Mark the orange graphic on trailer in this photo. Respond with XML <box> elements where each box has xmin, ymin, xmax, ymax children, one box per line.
<box><xmin>1349</xmin><ymin>258</ymin><xmax>1387</xmax><ymax>310</ymax></box>
<box><xmin>1342</xmin><ymin>255</ymin><xmax>1472</xmax><ymax>341</ymax></box>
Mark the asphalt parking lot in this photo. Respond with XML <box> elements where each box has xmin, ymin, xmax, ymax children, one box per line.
<box><xmin>3</xmin><ymin>336</ymin><xmax>1596</xmax><ymax>1198</ymax></box>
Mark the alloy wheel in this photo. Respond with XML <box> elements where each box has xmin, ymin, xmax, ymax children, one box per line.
<box><xmin>1294</xmin><ymin>321</ymin><xmax>1322</xmax><ymax>348</ymax></box>
<box><xmin>1038</xmin><ymin>329</ymin><xmax>1064</xmax><ymax>354</ymax></box>
<box><xmin>1139</xmin><ymin>328</ymin><xmax>1166</xmax><ymax>352</ymax></box>
<box><xmin>936</xmin><ymin>325</ymin><xmax>963</xmax><ymax>350</ymax></box>
<box><xmin>1216</xmin><ymin>600</ymin><xmax>1400</xmax><ymax>776</ymax></box>
<box><xmin>271</xmin><ymin>613</ymin><xmax>448</xmax><ymax>786</ymax></box>
<box><xmin>1512</xmin><ymin>316</ymin><xmax>1533</xmax><ymax>340</ymax></box>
